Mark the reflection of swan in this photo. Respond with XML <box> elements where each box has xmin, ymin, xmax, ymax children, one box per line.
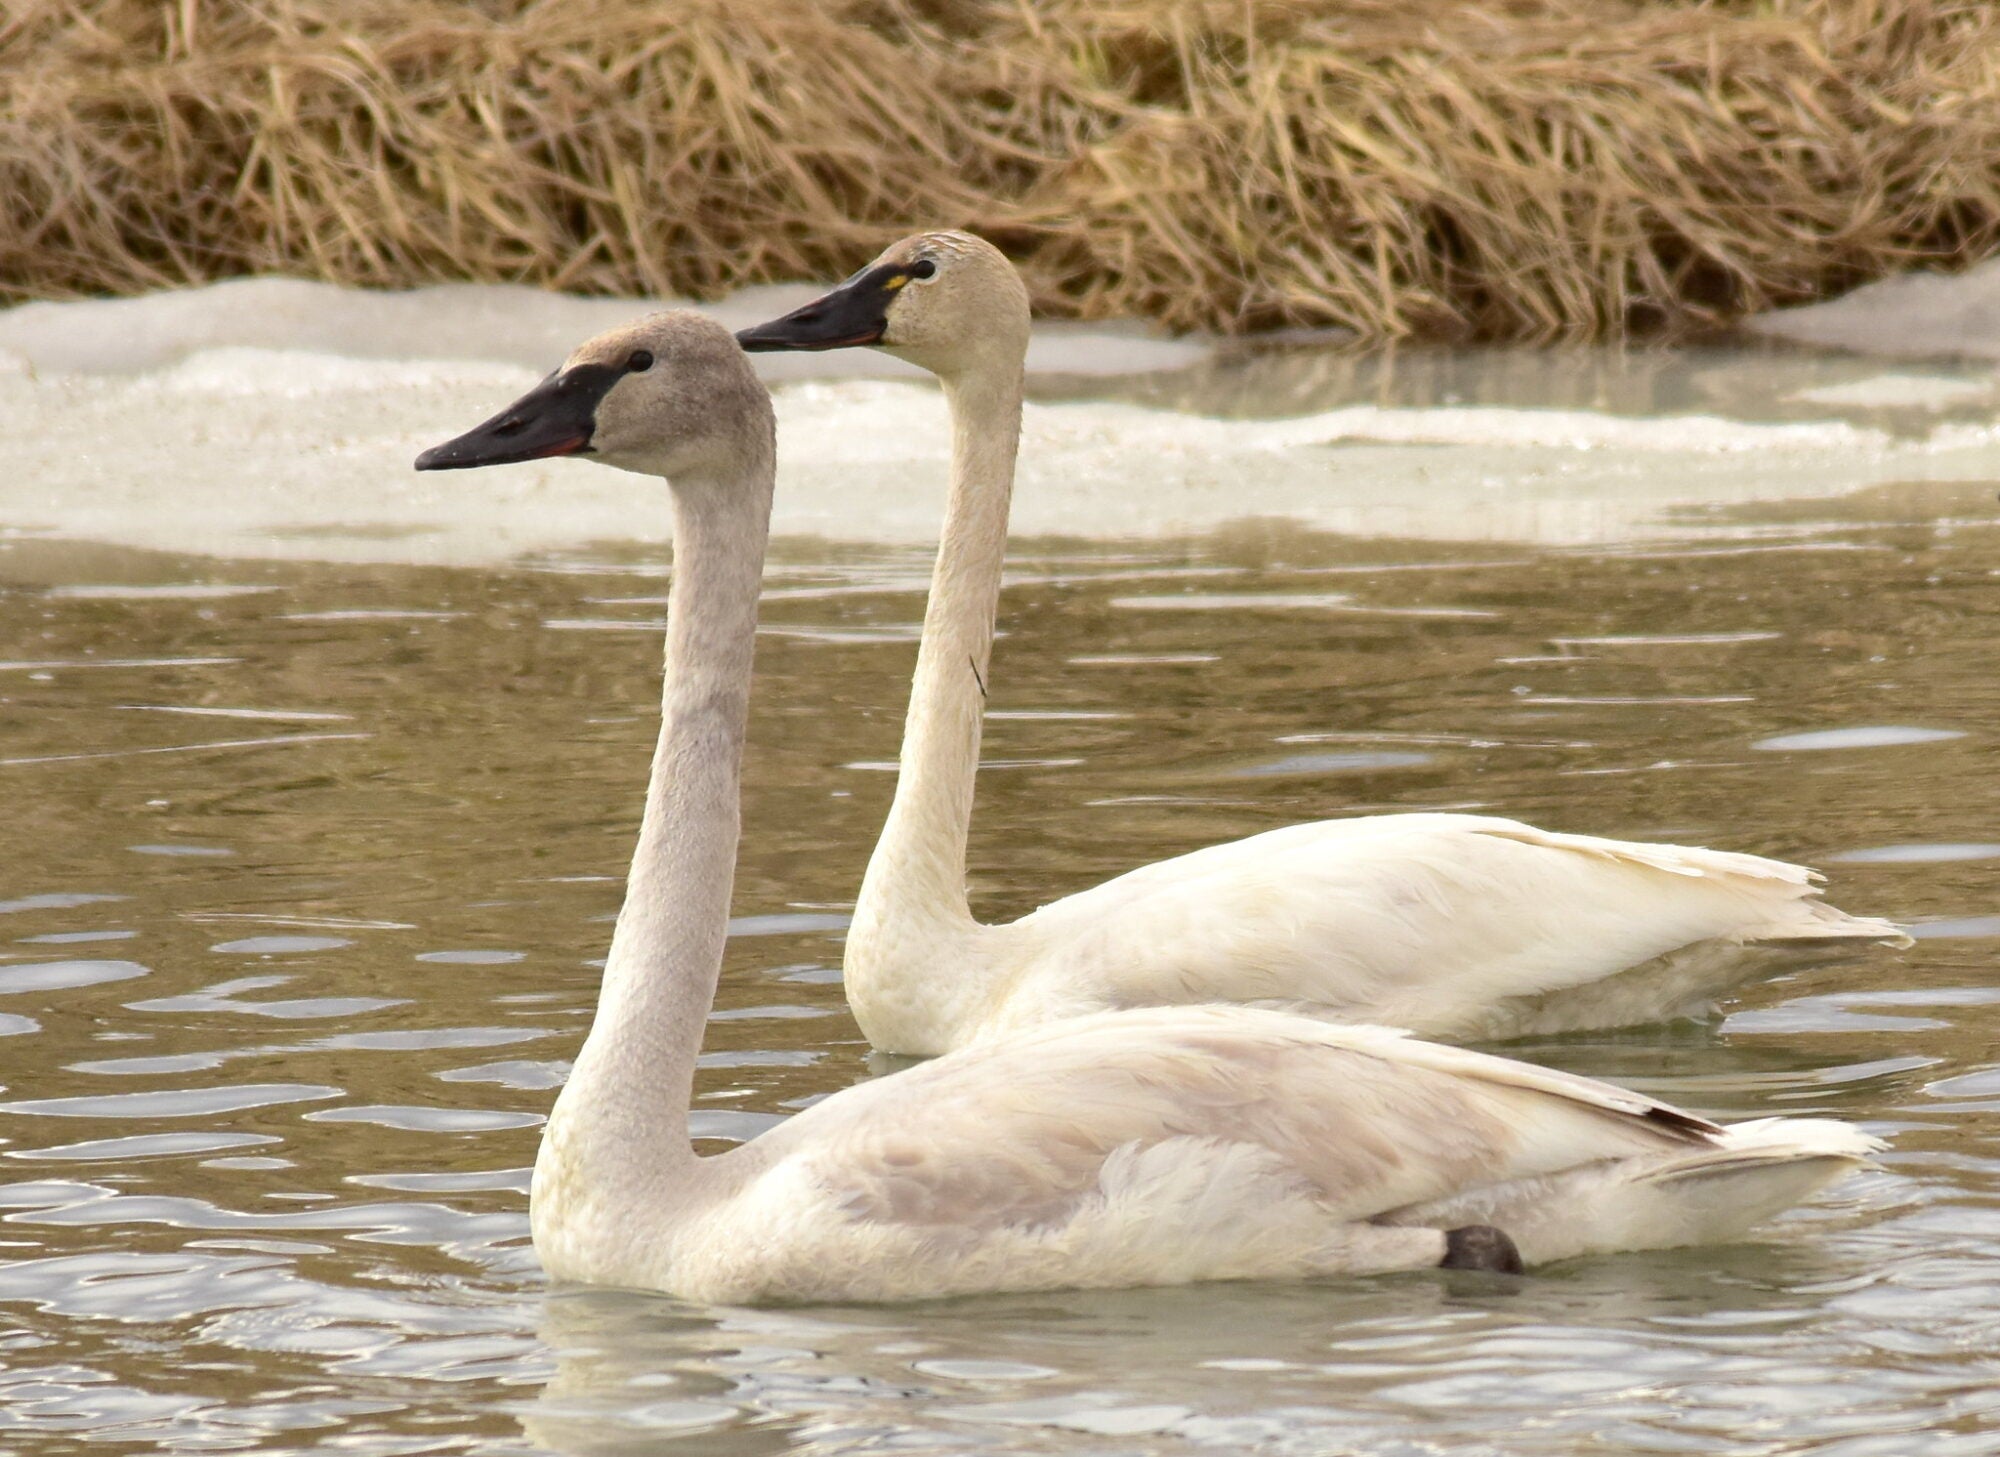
<box><xmin>520</xmin><ymin>1289</ymin><xmax>757</xmax><ymax>1457</ymax></box>
<box><xmin>737</xmin><ymin>232</ymin><xmax>1904</xmax><ymax>1058</ymax></box>
<box><xmin>520</xmin><ymin>1244</ymin><xmax>1868</xmax><ymax>1453</ymax></box>
<box><xmin>417</xmin><ymin>310</ymin><xmax>1878</xmax><ymax>1304</ymax></box>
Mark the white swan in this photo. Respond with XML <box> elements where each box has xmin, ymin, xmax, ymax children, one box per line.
<box><xmin>736</xmin><ymin>232</ymin><xmax>1905</xmax><ymax>1057</ymax></box>
<box><xmin>414</xmin><ymin>310</ymin><xmax>1879</xmax><ymax>1304</ymax></box>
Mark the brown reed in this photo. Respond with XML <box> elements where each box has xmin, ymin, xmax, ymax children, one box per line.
<box><xmin>4</xmin><ymin>0</ymin><xmax>1998</xmax><ymax>339</ymax></box>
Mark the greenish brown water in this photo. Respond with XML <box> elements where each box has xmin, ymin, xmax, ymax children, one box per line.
<box><xmin>2</xmin><ymin>480</ymin><xmax>1998</xmax><ymax>1453</ymax></box>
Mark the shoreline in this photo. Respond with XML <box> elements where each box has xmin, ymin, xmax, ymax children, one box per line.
<box><xmin>7</xmin><ymin>2</ymin><xmax>1998</xmax><ymax>341</ymax></box>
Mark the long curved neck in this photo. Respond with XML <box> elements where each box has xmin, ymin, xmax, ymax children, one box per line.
<box><xmin>857</xmin><ymin>361</ymin><xmax>1022</xmax><ymax>936</ymax></box>
<box><xmin>554</xmin><ymin>458</ymin><xmax>773</xmax><ymax>1184</ymax></box>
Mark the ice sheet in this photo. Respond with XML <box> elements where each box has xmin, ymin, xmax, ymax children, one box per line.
<box><xmin>1745</xmin><ymin>258</ymin><xmax>2000</xmax><ymax>362</ymax></box>
<box><xmin>0</xmin><ymin>277</ymin><xmax>1207</xmax><ymax>380</ymax></box>
<box><xmin>4</xmin><ymin>279</ymin><xmax>1998</xmax><ymax>566</ymax></box>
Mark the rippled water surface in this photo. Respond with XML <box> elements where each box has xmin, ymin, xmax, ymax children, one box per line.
<box><xmin>5</xmin><ymin>355</ymin><xmax>2000</xmax><ymax>1453</ymax></box>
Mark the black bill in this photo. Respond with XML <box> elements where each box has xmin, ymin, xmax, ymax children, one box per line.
<box><xmin>414</xmin><ymin>363</ymin><xmax>624</xmax><ymax>471</ymax></box>
<box><xmin>735</xmin><ymin>264</ymin><xmax>906</xmax><ymax>352</ymax></box>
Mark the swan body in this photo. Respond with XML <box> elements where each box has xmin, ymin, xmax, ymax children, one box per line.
<box><xmin>738</xmin><ymin>232</ymin><xmax>1904</xmax><ymax>1057</ymax></box>
<box><xmin>418</xmin><ymin>308</ymin><xmax>1878</xmax><ymax>1305</ymax></box>
<box><xmin>854</xmin><ymin>812</ymin><xmax>1899</xmax><ymax>1052</ymax></box>
<box><xmin>541</xmin><ymin>1003</ymin><xmax>1876</xmax><ymax>1305</ymax></box>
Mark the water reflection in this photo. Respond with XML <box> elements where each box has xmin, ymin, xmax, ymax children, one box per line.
<box><xmin>0</xmin><ymin>476</ymin><xmax>1997</xmax><ymax>1451</ymax></box>
<box><xmin>1069</xmin><ymin>337</ymin><xmax>2000</xmax><ymax>435</ymax></box>
<box><xmin>522</xmin><ymin>1239</ymin><xmax>1969</xmax><ymax>1457</ymax></box>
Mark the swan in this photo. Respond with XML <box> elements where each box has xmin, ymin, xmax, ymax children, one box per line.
<box><xmin>413</xmin><ymin>309</ymin><xmax>1879</xmax><ymax>1304</ymax></box>
<box><xmin>736</xmin><ymin>232</ymin><xmax>1904</xmax><ymax>1057</ymax></box>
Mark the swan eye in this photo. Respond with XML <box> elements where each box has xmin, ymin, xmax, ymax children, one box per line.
<box><xmin>910</xmin><ymin>259</ymin><xmax>937</xmax><ymax>280</ymax></box>
<box><xmin>627</xmin><ymin>350</ymin><xmax>654</xmax><ymax>373</ymax></box>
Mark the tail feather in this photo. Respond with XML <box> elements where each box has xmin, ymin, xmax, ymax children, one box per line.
<box><xmin>1475</xmin><ymin>822</ymin><xmax>1816</xmax><ymax>884</ymax></box>
<box><xmin>1704</xmin><ymin>1116</ymin><xmax>1886</xmax><ymax>1161</ymax></box>
<box><xmin>1475</xmin><ymin>820</ymin><xmax>1910</xmax><ymax>949</ymax></box>
<box><xmin>1737</xmin><ymin>901</ymin><xmax>1912</xmax><ymax>948</ymax></box>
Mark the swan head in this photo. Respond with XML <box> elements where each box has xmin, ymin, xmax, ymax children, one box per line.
<box><xmin>414</xmin><ymin>311</ymin><xmax>772</xmax><ymax>481</ymax></box>
<box><xmin>736</xmin><ymin>231</ymin><xmax>1031</xmax><ymax>378</ymax></box>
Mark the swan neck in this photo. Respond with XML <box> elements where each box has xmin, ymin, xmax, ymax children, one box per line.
<box><xmin>859</xmin><ymin>363</ymin><xmax>1021</xmax><ymax>934</ymax></box>
<box><xmin>557</xmin><ymin>458</ymin><xmax>773</xmax><ymax>1179</ymax></box>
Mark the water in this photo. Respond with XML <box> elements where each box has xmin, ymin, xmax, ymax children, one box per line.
<box><xmin>3</xmin><ymin>305</ymin><xmax>2000</xmax><ymax>1452</ymax></box>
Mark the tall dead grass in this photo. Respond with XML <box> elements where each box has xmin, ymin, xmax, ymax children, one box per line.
<box><xmin>4</xmin><ymin>0</ymin><xmax>1999</xmax><ymax>338</ymax></box>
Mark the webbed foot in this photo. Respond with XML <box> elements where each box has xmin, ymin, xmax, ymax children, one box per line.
<box><xmin>1440</xmin><ymin>1224</ymin><xmax>1524</xmax><ymax>1274</ymax></box>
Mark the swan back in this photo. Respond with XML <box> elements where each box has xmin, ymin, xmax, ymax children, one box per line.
<box><xmin>641</xmin><ymin>1006</ymin><xmax>1877</xmax><ymax>1303</ymax></box>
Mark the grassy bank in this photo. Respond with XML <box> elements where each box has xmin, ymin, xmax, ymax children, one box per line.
<box><xmin>5</xmin><ymin>0</ymin><xmax>1999</xmax><ymax>339</ymax></box>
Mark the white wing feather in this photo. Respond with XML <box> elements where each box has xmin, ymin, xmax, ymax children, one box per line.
<box><xmin>973</xmin><ymin>814</ymin><xmax>1904</xmax><ymax>1043</ymax></box>
<box><xmin>673</xmin><ymin>1006</ymin><xmax>1871</xmax><ymax>1302</ymax></box>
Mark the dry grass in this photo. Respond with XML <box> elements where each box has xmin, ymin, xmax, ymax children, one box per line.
<box><xmin>4</xmin><ymin>0</ymin><xmax>1999</xmax><ymax>338</ymax></box>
